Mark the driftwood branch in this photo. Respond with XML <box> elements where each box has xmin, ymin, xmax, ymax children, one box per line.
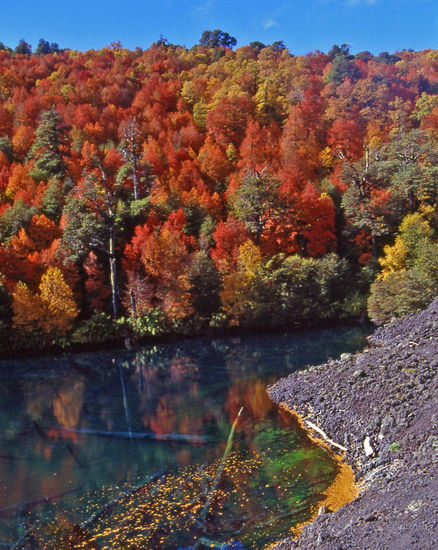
<box><xmin>305</xmin><ymin>420</ymin><xmax>347</xmax><ymax>453</ymax></box>
<box><xmin>200</xmin><ymin>407</ymin><xmax>243</xmax><ymax>521</ymax></box>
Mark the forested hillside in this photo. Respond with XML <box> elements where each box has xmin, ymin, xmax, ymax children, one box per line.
<box><xmin>0</xmin><ymin>39</ymin><xmax>437</xmax><ymax>354</ymax></box>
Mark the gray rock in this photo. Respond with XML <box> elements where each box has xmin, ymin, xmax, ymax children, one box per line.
<box><xmin>268</xmin><ymin>297</ymin><xmax>438</xmax><ymax>550</ymax></box>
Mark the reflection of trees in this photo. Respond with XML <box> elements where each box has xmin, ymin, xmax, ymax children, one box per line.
<box><xmin>220</xmin><ymin>328</ymin><xmax>370</xmax><ymax>382</ymax></box>
<box><xmin>146</xmin><ymin>390</ymin><xmax>203</xmax><ymax>438</ymax></box>
<box><xmin>127</xmin><ymin>351</ymin><xmax>205</xmax><ymax>441</ymax></box>
<box><xmin>25</xmin><ymin>381</ymin><xmax>49</xmax><ymax>421</ymax></box>
<box><xmin>23</xmin><ymin>374</ymin><xmax>85</xmax><ymax>430</ymax></box>
<box><xmin>0</xmin><ymin>374</ymin><xmax>87</xmax><ymax>523</ymax></box>
<box><xmin>223</xmin><ymin>342</ymin><xmax>267</xmax><ymax>381</ymax></box>
<box><xmin>52</xmin><ymin>378</ymin><xmax>84</xmax><ymax>429</ymax></box>
<box><xmin>224</xmin><ymin>379</ymin><xmax>275</xmax><ymax>439</ymax></box>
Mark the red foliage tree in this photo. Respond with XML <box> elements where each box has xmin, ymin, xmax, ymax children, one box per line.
<box><xmin>211</xmin><ymin>215</ymin><xmax>249</xmax><ymax>272</ymax></box>
<box><xmin>83</xmin><ymin>251</ymin><xmax>111</xmax><ymax>312</ymax></box>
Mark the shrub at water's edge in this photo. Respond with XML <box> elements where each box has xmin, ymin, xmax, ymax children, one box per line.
<box><xmin>368</xmin><ymin>213</ymin><xmax>438</xmax><ymax>324</ymax></box>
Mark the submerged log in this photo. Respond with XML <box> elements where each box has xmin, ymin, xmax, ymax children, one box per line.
<box><xmin>65</xmin><ymin>443</ymin><xmax>84</xmax><ymax>468</ymax></box>
<box><xmin>48</xmin><ymin>426</ymin><xmax>209</xmax><ymax>444</ymax></box>
<box><xmin>32</xmin><ymin>420</ymin><xmax>48</xmax><ymax>440</ymax></box>
<box><xmin>194</xmin><ymin>537</ymin><xmax>228</xmax><ymax>548</ymax></box>
<box><xmin>10</xmin><ymin>504</ymin><xmax>38</xmax><ymax>550</ymax></box>
<box><xmin>0</xmin><ymin>488</ymin><xmax>78</xmax><ymax>517</ymax></box>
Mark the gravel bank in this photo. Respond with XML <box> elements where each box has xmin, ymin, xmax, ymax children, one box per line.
<box><xmin>268</xmin><ymin>299</ymin><xmax>438</xmax><ymax>549</ymax></box>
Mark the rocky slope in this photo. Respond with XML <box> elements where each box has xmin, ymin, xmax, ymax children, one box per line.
<box><xmin>268</xmin><ymin>299</ymin><xmax>438</xmax><ymax>549</ymax></box>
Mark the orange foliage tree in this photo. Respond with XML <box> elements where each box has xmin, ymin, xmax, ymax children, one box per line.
<box><xmin>141</xmin><ymin>218</ymin><xmax>194</xmax><ymax>320</ymax></box>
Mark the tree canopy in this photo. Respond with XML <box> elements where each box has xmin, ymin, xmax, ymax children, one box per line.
<box><xmin>0</xmin><ymin>39</ymin><xmax>436</xmax><ymax>353</ymax></box>
<box><xmin>199</xmin><ymin>30</ymin><xmax>237</xmax><ymax>49</ymax></box>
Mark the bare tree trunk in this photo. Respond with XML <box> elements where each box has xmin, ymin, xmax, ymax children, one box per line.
<box><xmin>132</xmin><ymin>155</ymin><xmax>139</xmax><ymax>201</ymax></box>
<box><xmin>407</xmin><ymin>188</ymin><xmax>416</xmax><ymax>212</ymax></box>
<box><xmin>129</xmin><ymin>288</ymin><xmax>138</xmax><ymax>318</ymax></box>
<box><xmin>371</xmin><ymin>232</ymin><xmax>377</xmax><ymax>260</ymax></box>
<box><xmin>109</xmin><ymin>223</ymin><xmax>118</xmax><ymax>319</ymax></box>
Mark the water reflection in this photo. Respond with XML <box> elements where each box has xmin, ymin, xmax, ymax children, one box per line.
<box><xmin>0</xmin><ymin>326</ymin><xmax>369</xmax><ymax>548</ymax></box>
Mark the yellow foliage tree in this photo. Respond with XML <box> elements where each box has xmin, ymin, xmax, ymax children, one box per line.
<box><xmin>12</xmin><ymin>281</ymin><xmax>49</xmax><ymax>334</ymax></box>
<box><xmin>12</xmin><ymin>267</ymin><xmax>79</xmax><ymax>336</ymax></box>
<box><xmin>39</xmin><ymin>267</ymin><xmax>79</xmax><ymax>333</ymax></box>
<box><xmin>378</xmin><ymin>239</ymin><xmax>407</xmax><ymax>279</ymax></box>
<box><xmin>378</xmin><ymin>213</ymin><xmax>435</xmax><ymax>279</ymax></box>
<box><xmin>221</xmin><ymin>240</ymin><xmax>262</xmax><ymax>323</ymax></box>
<box><xmin>369</xmin><ymin>213</ymin><xmax>438</xmax><ymax>323</ymax></box>
<box><xmin>238</xmin><ymin>239</ymin><xmax>262</xmax><ymax>277</ymax></box>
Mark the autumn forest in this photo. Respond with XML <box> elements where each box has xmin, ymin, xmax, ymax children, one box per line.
<box><xmin>0</xmin><ymin>38</ymin><xmax>438</xmax><ymax>356</ymax></box>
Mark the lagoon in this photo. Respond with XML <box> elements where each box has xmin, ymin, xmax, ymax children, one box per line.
<box><xmin>0</xmin><ymin>327</ymin><xmax>368</xmax><ymax>549</ymax></box>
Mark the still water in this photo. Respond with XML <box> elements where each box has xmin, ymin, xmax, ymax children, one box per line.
<box><xmin>0</xmin><ymin>327</ymin><xmax>368</xmax><ymax>549</ymax></box>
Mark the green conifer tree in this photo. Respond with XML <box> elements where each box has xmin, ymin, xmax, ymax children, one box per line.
<box><xmin>28</xmin><ymin>108</ymin><xmax>69</xmax><ymax>183</ymax></box>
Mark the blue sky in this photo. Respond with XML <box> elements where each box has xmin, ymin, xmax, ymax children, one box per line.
<box><xmin>1</xmin><ymin>0</ymin><xmax>437</xmax><ymax>55</ymax></box>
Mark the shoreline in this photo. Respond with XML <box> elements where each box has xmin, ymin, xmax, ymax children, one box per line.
<box><xmin>268</xmin><ymin>299</ymin><xmax>438</xmax><ymax>549</ymax></box>
<box><xmin>276</xmin><ymin>404</ymin><xmax>360</xmax><ymax>541</ymax></box>
<box><xmin>0</xmin><ymin>315</ymin><xmax>369</xmax><ymax>362</ymax></box>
